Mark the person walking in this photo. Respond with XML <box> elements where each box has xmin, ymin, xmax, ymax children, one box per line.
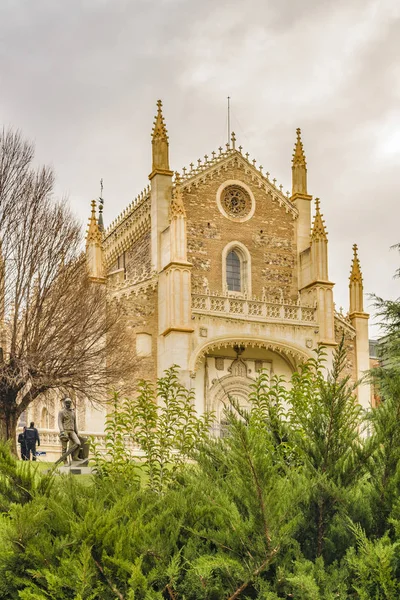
<box><xmin>17</xmin><ymin>427</ymin><xmax>28</xmax><ymax>460</ymax></box>
<box><xmin>24</xmin><ymin>422</ymin><xmax>40</xmax><ymax>461</ymax></box>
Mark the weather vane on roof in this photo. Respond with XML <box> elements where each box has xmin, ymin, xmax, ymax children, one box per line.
<box><xmin>99</xmin><ymin>178</ymin><xmax>104</xmax><ymax>204</ymax></box>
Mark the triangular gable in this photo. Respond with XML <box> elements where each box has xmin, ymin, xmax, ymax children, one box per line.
<box><xmin>178</xmin><ymin>147</ymin><xmax>298</xmax><ymax>219</ymax></box>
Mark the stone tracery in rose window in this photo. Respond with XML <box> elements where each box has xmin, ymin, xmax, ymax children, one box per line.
<box><xmin>221</xmin><ymin>185</ymin><xmax>251</xmax><ymax>218</ymax></box>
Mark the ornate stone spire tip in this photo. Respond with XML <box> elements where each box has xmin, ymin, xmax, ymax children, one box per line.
<box><xmin>311</xmin><ymin>198</ymin><xmax>327</xmax><ymax>241</ymax></box>
<box><xmin>292</xmin><ymin>127</ymin><xmax>306</xmax><ymax>167</ymax></box>
<box><xmin>350</xmin><ymin>243</ymin><xmax>363</xmax><ymax>283</ymax></box>
<box><xmin>86</xmin><ymin>199</ymin><xmax>102</xmax><ymax>246</ymax></box>
<box><xmin>152</xmin><ymin>99</ymin><xmax>168</xmax><ymax>142</ymax></box>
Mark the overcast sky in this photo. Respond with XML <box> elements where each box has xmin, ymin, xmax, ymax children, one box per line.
<box><xmin>0</xmin><ymin>0</ymin><xmax>399</xmax><ymax>336</ymax></box>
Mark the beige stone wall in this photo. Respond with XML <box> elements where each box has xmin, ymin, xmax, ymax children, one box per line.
<box><xmin>125</xmin><ymin>231</ymin><xmax>151</xmax><ymax>278</ymax></box>
<box><xmin>106</xmin><ymin>221</ymin><xmax>156</xmax><ymax>387</ymax></box>
<box><xmin>107</xmin><ymin>230</ymin><xmax>151</xmax><ymax>279</ymax></box>
<box><xmin>118</xmin><ymin>285</ymin><xmax>158</xmax><ymax>386</ymax></box>
<box><xmin>184</xmin><ymin>162</ymin><xmax>298</xmax><ymax>299</ymax></box>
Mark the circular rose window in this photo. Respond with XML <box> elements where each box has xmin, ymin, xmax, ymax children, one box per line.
<box><xmin>216</xmin><ymin>180</ymin><xmax>256</xmax><ymax>222</ymax></box>
<box><xmin>221</xmin><ymin>185</ymin><xmax>251</xmax><ymax>219</ymax></box>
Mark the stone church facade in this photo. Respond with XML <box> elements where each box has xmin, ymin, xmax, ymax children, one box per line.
<box><xmin>28</xmin><ymin>101</ymin><xmax>371</xmax><ymax>457</ymax></box>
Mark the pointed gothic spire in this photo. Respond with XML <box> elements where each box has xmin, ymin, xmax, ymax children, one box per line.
<box><xmin>86</xmin><ymin>200</ymin><xmax>105</xmax><ymax>282</ymax></box>
<box><xmin>150</xmin><ymin>100</ymin><xmax>172</xmax><ymax>177</ymax></box>
<box><xmin>293</xmin><ymin>128</ymin><xmax>306</xmax><ymax>166</ymax></box>
<box><xmin>292</xmin><ymin>127</ymin><xmax>308</xmax><ymax>196</ymax></box>
<box><xmin>350</xmin><ymin>244</ymin><xmax>363</xmax><ymax>284</ymax></box>
<box><xmin>170</xmin><ymin>172</ymin><xmax>186</xmax><ymax>218</ymax></box>
<box><xmin>311</xmin><ymin>198</ymin><xmax>327</xmax><ymax>241</ymax></box>
<box><xmin>86</xmin><ymin>200</ymin><xmax>102</xmax><ymax>246</ymax></box>
<box><xmin>152</xmin><ymin>99</ymin><xmax>168</xmax><ymax>142</ymax></box>
<box><xmin>349</xmin><ymin>244</ymin><xmax>364</xmax><ymax>313</ymax></box>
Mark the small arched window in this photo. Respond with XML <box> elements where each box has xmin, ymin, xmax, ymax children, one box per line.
<box><xmin>41</xmin><ymin>407</ymin><xmax>50</xmax><ymax>429</ymax></box>
<box><xmin>222</xmin><ymin>242</ymin><xmax>252</xmax><ymax>296</ymax></box>
<box><xmin>226</xmin><ymin>250</ymin><xmax>241</xmax><ymax>292</ymax></box>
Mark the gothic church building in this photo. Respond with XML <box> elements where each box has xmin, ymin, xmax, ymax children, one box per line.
<box><xmin>86</xmin><ymin>100</ymin><xmax>370</xmax><ymax>432</ymax></box>
<box><xmin>30</xmin><ymin>101</ymin><xmax>371</xmax><ymax>456</ymax></box>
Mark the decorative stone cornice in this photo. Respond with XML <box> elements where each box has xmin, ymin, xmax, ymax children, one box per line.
<box><xmin>300</xmin><ymin>279</ymin><xmax>334</xmax><ymax>291</ymax></box>
<box><xmin>162</xmin><ymin>260</ymin><xmax>192</xmax><ymax>271</ymax></box>
<box><xmin>291</xmin><ymin>192</ymin><xmax>313</xmax><ymax>202</ymax></box>
<box><xmin>349</xmin><ymin>311</ymin><xmax>369</xmax><ymax>320</ymax></box>
<box><xmin>148</xmin><ymin>168</ymin><xmax>174</xmax><ymax>180</ymax></box>
<box><xmin>161</xmin><ymin>326</ymin><xmax>194</xmax><ymax>336</ymax></box>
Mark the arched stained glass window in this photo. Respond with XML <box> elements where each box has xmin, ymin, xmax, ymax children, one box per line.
<box><xmin>226</xmin><ymin>250</ymin><xmax>241</xmax><ymax>291</ymax></box>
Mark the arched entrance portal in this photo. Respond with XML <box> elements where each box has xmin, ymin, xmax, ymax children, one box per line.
<box><xmin>207</xmin><ymin>352</ymin><xmax>260</xmax><ymax>436</ymax></box>
<box><xmin>199</xmin><ymin>341</ymin><xmax>301</xmax><ymax>436</ymax></box>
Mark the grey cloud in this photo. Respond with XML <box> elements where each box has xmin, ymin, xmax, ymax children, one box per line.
<box><xmin>0</xmin><ymin>0</ymin><xmax>398</xmax><ymax>337</ymax></box>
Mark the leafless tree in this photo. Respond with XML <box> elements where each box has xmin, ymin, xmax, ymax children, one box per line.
<box><xmin>0</xmin><ymin>128</ymin><xmax>132</xmax><ymax>451</ymax></box>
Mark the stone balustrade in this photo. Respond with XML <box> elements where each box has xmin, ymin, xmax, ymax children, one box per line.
<box><xmin>17</xmin><ymin>430</ymin><xmax>109</xmax><ymax>462</ymax></box>
<box><xmin>36</xmin><ymin>430</ymin><xmax>145</xmax><ymax>461</ymax></box>
<box><xmin>37</xmin><ymin>430</ymin><xmax>106</xmax><ymax>447</ymax></box>
<box><xmin>191</xmin><ymin>293</ymin><xmax>316</xmax><ymax>324</ymax></box>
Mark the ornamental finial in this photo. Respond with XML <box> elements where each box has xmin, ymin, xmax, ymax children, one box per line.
<box><xmin>311</xmin><ymin>198</ymin><xmax>327</xmax><ymax>241</ymax></box>
<box><xmin>152</xmin><ymin>99</ymin><xmax>169</xmax><ymax>142</ymax></box>
<box><xmin>291</xmin><ymin>127</ymin><xmax>308</xmax><ymax>196</ymax></box>
<box><xmin>350</xmin><ymin>244</ymin><xmax>363</xmax><ymax>284</ymax></box>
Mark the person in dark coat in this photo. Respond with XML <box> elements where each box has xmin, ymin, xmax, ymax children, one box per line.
<box><xmin>24</xmin><ymin>422</ymin><xmax>40</xmax><ymax>461</ymax></box>
<box><xmin>18</xmin><ymin>427</ymin><xmax>28</xmax><ymax>460</ymax></box>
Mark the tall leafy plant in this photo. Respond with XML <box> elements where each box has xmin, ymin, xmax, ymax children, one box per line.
<box><xmin>93</xmin><ymin>366</ymin><xmax>214</xmax><ymax>492</ymax></box>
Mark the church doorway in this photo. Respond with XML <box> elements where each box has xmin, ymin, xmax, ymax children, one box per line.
<box><xmin>205</xmin><ymin>345</ymin><xmax>279</xmax><ymax>436</ymax></box>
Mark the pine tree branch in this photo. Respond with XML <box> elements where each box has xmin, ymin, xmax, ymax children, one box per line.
<box><xmin>181</xmin><ymin>526</ymin><xmax>236</xmax><ymax>554</ymax></box>
<box><xmin>317</xmin><ymin>498</ymin><xmax>324</xmax><ymax>557</ymax></box>
<box><xmin>165</xmin><ymin>584</ymin><xmax>177</xmax><ymax>600</ymax></box>
<box><xmin>236</xmin><ymin>423</ymin><xmax>271</xmax><ymax>547</ymax></box>
<box><xmin>227</xmin><ymin>549</ymin><xmax>278</xmax><ymax>600</ymax></box>
<box><xmin>93</xmin><ymin>558</ymin><xmax>125</xmax><ymax>600</ymax></box>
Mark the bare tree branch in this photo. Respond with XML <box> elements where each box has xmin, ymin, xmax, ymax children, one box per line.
<box><xmin>0</xmin><ymin>127</ymin><xmax>134</xmax><ymax>449</ymax></box>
